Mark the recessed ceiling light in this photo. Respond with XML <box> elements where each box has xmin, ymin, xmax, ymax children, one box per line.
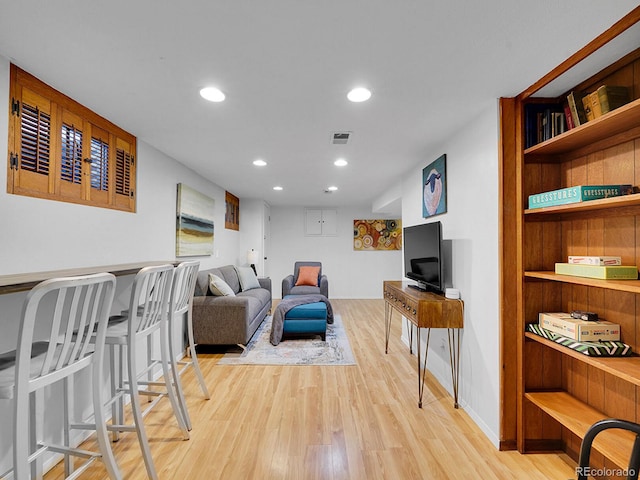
<box><xmin>327</xmin><ymin>186</ymin><xmax>338</xmax><ymax>191</ymax></box>
<box><xmin>273</xmin><ymin>186</ymin><xmax>283</xmax><ymax>191</ymax></box>
<box><xmin>200</xmin><ymin>87</ymin><xmax>226</xmax><ymax>102</ymax></box>
<box><xmin>334</xmin><ymin>158</ymin><xmax>348</xmax><ymax>167</ymax></box>
<box><xmin>347</xmin><ymin>87</ymin><xmax>371</xmax><ymax>102</ymax></box>
<box><xmin>253</xmin><ymin>159</ymin><xmax>267</xmax><ymax>166</ymax></box>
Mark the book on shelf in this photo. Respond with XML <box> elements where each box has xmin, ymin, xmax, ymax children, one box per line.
<box><xmin>582</xmin><ymin>93</ymin><xmax>596</xmax><ymax>121</ymax></box>
<box><xmin>566</xmin><ymin>90</ymin><xmax>587</xmax><ymax>126</ymax></box>
<box><xmin>526</xmin><ymin>323</ymin><xmax>632</xmax><ymax>357</ymax></box>
<box><xmin>567</xmin><ymin>256</ymin><xmax>622</xmax><ymax>266</ymax></box>
<box><xmin>527</xmin><ymin>184</ymin><xmax>633</xmax><ymax>209</ymax></box>
<box><xmin>538</xmin><ymin>312</ymin><xmax>620</xmax><ymax>342</ymax></box>
<box><xmin>563</xmin><ymin>103</ymin><xmax>575</xmax><ymax>130</ymax></box>
<box><xmin>524</xmin><ymin>103</ymin><xmax>565</xmax><ymax>148</ymax></box>
<box><xmin>597</xmin><ymin>85</ymin><xmax>630</xmax><ymax>114</ymax></box>
<box><xmin>555</xmin><ymin>263</ymin><xmax>638</xmax><ymax>280</ymax></box>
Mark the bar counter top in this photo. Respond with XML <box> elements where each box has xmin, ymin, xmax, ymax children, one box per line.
<box><xmin>0</xmin><ymin>261</ymin><xmax>177</xmax><ymax>294</ymax></box>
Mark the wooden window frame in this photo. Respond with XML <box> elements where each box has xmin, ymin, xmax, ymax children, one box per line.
<box><xmin>6</xmin><ymin>64</ymin><xmax>137</xmax><ymax>212</ymax></box>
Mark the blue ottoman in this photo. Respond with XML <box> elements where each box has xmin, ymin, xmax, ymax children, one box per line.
<box><xmin>282</xmin><ymin>296</ymin><xmax>327</xmax><ymax>341</ymax></box>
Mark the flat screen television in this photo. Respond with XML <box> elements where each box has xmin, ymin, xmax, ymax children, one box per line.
<box><xmin>403</xmin><ymin>221</ymin><xmax>443</xmax><ymax>293</ymax></box>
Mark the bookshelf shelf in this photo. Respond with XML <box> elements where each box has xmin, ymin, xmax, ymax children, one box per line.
<box><xmin>525</xmin><ymin>332</ymin><xmax>640</xmax><ymax>386</ymax></box>
<box><xmin>499</xmin><ymin>6</ymin><xmax>640</xmax><ymax>466</ymax></box>
<box><xmin>524</xmin><ymin>98</ymin><xmax>640</xmax><ymax>160</ymax></box>
<box><xmin>524</xmin><ymin>193</ymin><xmax>640</xmax><ymax>220</ymax></box>
<box><xmin>524</xmin><ymin>391</ymin><xmax>634</xmax><ymax>469</ymax></box>
<box><xmin>524</xmin><ymin>271</ymin><xmax>640</xmax><ymax>294</ymax></box>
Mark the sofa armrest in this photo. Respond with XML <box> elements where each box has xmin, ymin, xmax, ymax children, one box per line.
<box><xmin>281</xmin><ymin>274</ymin><xmax>294</xmax><ymax>297</ymax></box>
<box><xmin>258</xmin><ymin>277</ymin><xmax>272</xmax><ymax>294</ymax></box>
<box><xmin>320</xmin><ymin>275</ymin><xmax>329</xmax><ymax>298</ymax></box>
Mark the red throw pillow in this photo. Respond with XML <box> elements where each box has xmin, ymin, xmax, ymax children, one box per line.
<box><xmin>295</xmin><ymin>266</ymin><xmax>320</xmax><ymax>287</ymax></box>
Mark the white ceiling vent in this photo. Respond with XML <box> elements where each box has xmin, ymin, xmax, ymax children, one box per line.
<box><xmin>332</xmin><ymin>131</ymin><xmax>352</xmax><ymax>145</ymax></box>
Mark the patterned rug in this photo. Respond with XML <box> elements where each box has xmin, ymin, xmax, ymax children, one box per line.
<box><xmin>216</xmin><ymin>314</ymin><xmax>356</xmax><ymax>366</ymax></box>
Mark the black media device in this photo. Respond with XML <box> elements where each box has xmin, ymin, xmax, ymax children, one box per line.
<box><xmin>403</xmin><ymin>221</ymin><xmax>443</xmax><ymax>294</ymax></box>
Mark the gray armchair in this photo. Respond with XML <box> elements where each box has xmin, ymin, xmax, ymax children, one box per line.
<box><xmin>282</xmin><ymin>261</ymin><xmax>328</xmax><ymax>298</ymax></box>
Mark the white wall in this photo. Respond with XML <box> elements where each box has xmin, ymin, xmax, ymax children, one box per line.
<box><xmin>269</xmin><ymin>205</ymin><xmax>402</xmax><ymax>298</ymax></box>
<box><xmin>398</xmin><ymin>100</ymin><xmax>501</xmax><ymax>446</ymax></box>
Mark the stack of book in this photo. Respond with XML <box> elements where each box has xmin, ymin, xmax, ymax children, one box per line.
<box><xmin>538</xmin><ymin>312</ymin><xmax>620</xmax><ymax>342</ymax></box>
<box><xmin>524</xmin><ymin>103</ymin><xmax>566</xmax><ymax>148</ymax></box>
<box><xmin>527</xmin><ymin>184</ymin><xmax>633</xmax><ymax>209</ymax></box>
<box><xmin>581</xmin><ymin>85</ymin><xmax>630</xmax><ymax>121</ymax></box>
<box><xmin>526</xmin><ymin>323</ymin><xmax>631</xmax><ymax>357</ymax></box>
<box><xmin>555</xmin><ymin>255</ymin><xmax>638</xmax><ymax>280</ymax></box>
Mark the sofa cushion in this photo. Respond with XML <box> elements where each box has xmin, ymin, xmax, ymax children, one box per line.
<box><xmin>209</xmin><ymin>273</ymin><xmax>235</xmax><ymax>296</ymax></box>
<box><xmin>235</xmin><ymin>265</ymin><xmax>261</xmax><ymax>291</ymax></box>
<box><xmin>295</xmin><ymin>266</ymin><xmax>320</xmax><ymax>286</ymax></box>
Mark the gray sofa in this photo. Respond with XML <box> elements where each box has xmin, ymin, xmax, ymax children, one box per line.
<box><xmin>192</xmin><ymin>265</ymin><xmax>272</xmax><ymax>346</ymax></box>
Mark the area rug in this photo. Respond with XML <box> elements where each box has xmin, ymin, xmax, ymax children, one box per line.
<box><xmin>217</xmin><ymin>314</ymin><xmax>356</xmax><ymax>366</ymax></box>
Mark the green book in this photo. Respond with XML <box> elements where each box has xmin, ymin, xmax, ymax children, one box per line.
<box><xmin>555</xmin><ymin>263</ymin><xmax>638</xmax><ymax>280</ymax></box>
<box><xmin>528</xmin><ymin>184</ymin><xmax>632</xmax><ymax>209</ymax></box>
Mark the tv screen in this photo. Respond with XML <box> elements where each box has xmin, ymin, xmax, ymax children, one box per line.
<box><xmin>403</xmin><ymin>221</ymin><xmax>443</xmax><ymax>293</ymax></box>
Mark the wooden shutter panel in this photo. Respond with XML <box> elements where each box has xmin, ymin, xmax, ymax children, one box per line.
<box><xmin>114</xmin><ymin>136</ymin><xmax>136</xmax><ymax>211</ymax></box>
<box><xmin>12</xmin><ymin>86</ymin><xmax>56</xmax><ymax>196</ymax></box>
<box><xmin>58</xmin><ymin>109</ymin><xmax>85</xmax><ymax>200</ymax></box>
<box><xmin>86</xmin><ymin>124</ymin><xmax>110</xmax><ymax>206</ymax></box>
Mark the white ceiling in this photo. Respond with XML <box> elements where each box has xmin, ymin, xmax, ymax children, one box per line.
<box><xmin>0</xmin><ymin>1</ymin><xmax>637</xmax><ymax>213</ymax></box>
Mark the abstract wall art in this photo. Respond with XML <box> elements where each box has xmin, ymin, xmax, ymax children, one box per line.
<box><xmin>176</xmin><ymin>183</ymin><xmax>215</xmax><ymax>256</ymax></box>
<box><xmin>422</xmin><ymin>153</ymin><xmax>447</xmax><ymax>217</ymax></box>
<box><xmin>353</xmin><ymin>219</ymin><xmax>402</xmax><ymax>251</ymax></box>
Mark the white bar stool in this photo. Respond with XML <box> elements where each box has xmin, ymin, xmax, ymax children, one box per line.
<box><xmin>103</xmin><ymin>264</ymin><xmax>189</xmax><ymax>480</ymax></box>
<box><xmin>167</xmin><ymin>261</ymin><xmax>210</xmax><ymax>430</ymax></box>
<box><xmin>0</xmin><ymin>272</ymin><xmax>121</xmax><ymax>480</ymax></box>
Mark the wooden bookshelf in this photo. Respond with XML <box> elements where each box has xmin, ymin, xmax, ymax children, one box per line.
<box><xmin>499</xmin><ymin>6</ymin><xmax>640</xmax><ymax>467</ymax></box>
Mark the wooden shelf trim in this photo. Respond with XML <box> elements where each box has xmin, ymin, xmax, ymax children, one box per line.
<box><xmin>525</xmin><ymin>271</ymin><xmax>640</xmax><ymax>294</ymax></box>
<box><xmin>524</xmin><ymin>98</ymin><xmax>640</xmax><ymax>158</ymax></box>
<box><xmin>525</xmin><ymin>391</ymin><xmax>635</xmax><ymax>469</ymax></box>
<box><xmin>525</xmin><ymin>332</ymin><xmax>640</xmax><ymax>386</ymax></box>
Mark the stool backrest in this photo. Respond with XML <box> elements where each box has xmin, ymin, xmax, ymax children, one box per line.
<box><xmin>15</xmin><ymin>272</ymin><xmax>116</xmax><ymax>395</ymax></box>
<box><xmin>170</xmin><ymin>261</ymin><xmax>200</xmax><ymax>319</ymax></box>
<box><xmin>128</xmin><ymin>264</ymin><xmax>174</xmax><ymax>335</ymax></box>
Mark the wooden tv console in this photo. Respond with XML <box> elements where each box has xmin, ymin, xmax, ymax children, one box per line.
<box><xmin>383</xmin><ymin>280</ymin><xmax>464</xmax><ymax>408</ymax></box>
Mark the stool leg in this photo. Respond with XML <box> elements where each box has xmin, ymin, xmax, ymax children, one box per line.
<box><xmin>160</xmin><ymin>320</ymin><xmax>190</xmax><ymax>439</ymax></box>
<box><xmin>109</xmin><ymin>344</ymin><xmax>121</xmax><ymax>442</ymax></box>
<box><xmin>127</xmin><ymin>344</ymin><xmax>159</xmax><ymax>480</ymax></box>
<box><xmin>168</xmin><ymin>315</ymin><xmax>192</xmax><ymax>431</ymax></box>
<box><xmin>92</xmin><ymin>348</ymin><xmax>122</xmax><ymax>480</ymax></box>
<box><xmin>63</xmin><ymin>376</ymin><xmax>73</xmax><ymax>476</ymax></box>
<box><xmin>187</xmin><ymin>314</ymin><xmax>210</xmax><ymax>400</ymax></box>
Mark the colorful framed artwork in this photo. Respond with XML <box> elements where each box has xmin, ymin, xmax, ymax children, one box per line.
<box><xmin>422</xmin><ymin>153</ymin><xmax>447</xmax><ymax>217</ymax></box>
<box><xmin>176</xmin><ymin>183</ymin><xmax>215</xmax><ymax>257</ymax></box>
<box><xmin>353</xmin><ymin>219</ymin><xmax>402</xmax><ymax>251</ymax></box>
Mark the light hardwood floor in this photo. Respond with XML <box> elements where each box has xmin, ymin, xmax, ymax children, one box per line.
<box><xmin>46</xmin><ymin>299</ymin><xmax>576</xmax><ymax>479</ymax></box>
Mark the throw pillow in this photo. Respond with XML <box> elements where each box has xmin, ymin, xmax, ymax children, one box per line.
<box><xmin>234</xmin><ymin>266</ymin><xmax>261</xmax><ymax>291</ymax></box>
<box><xmin>209</xmin><ymin>273</ymin><xmax>235</xmax><ymax>296</ymax></box>
<box><xmin>295</xmin><ymin>266</ymin><xmax>320</xmax><ymax>286</ymax></box>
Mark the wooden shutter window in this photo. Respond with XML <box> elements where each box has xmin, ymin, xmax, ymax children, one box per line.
<box><xmin>8</xmin><ymin>64</ymin><xmax>137</xmax><ymax>211</ymax></box>
<box><xmin>60</xmin><ymin>123</ymin><xmax>83</xmax><ymax>184</ymax></box>
<box><xmin>20</xmin><ymin>102</ymin><xmax>51</xmax><ymax>175</ymax></box>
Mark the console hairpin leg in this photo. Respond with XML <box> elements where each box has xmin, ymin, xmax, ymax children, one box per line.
<box><xmin>417</xmin><ymin>327</ymin><xmax>431</xmax><ymax>408</ymax></box>
<box><xmin>384</xmin><ymin>301</ymin><xmax>392</xmax><ymax>354</ymax></box>
<box><xmin>448</xmin><ymin>328</ymin><xmax>461</xmax><ymax>409</ymax></box>
<box><xmin>407</xmin><ymin>319</ymin><xmax>414</xmax><ymax>355</ymax></box>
